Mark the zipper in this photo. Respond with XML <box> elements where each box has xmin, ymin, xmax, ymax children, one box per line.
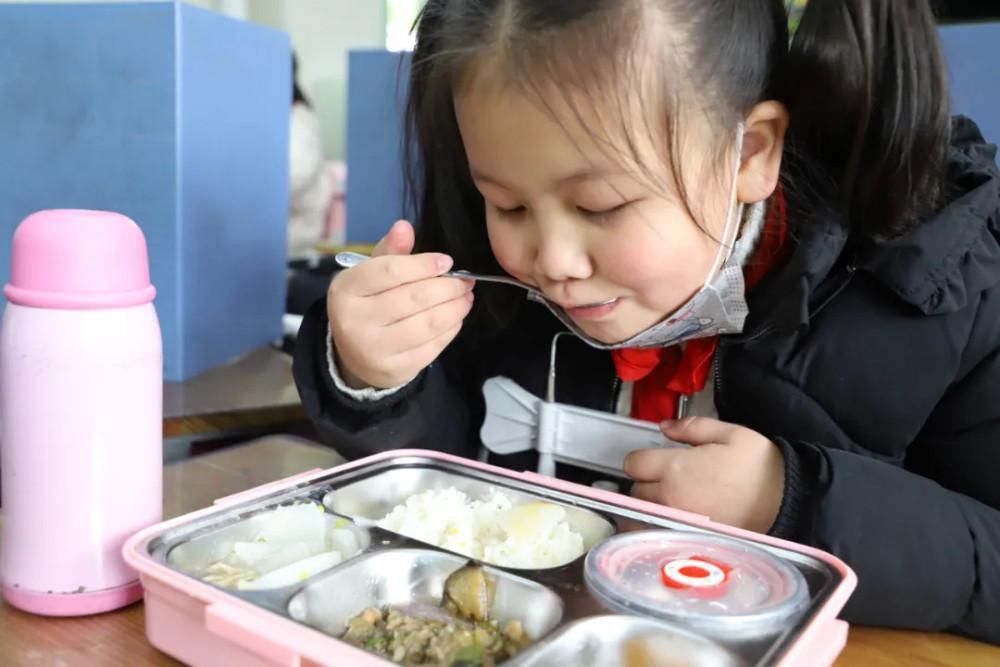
<box><xmin>714</xmin><ymin>342</ymin><xmax>726</xmax><ymax>414</ymax></box>
<box><xmin>608</xmin><ymin>377</ymin><xmax>622</xmax><ymax>414</ymax></box>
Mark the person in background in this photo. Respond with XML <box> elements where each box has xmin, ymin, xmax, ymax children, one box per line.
<box><xmin>287</xmin><ymin>53</ymin><xmax>333</xmax><ymax>259</ymax></box>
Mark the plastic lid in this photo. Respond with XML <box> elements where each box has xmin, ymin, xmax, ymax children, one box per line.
<box><xmin>585</xmin><ymin>530</ymin><xmax>809</xmax><ymax>639</ymax></box>
<box><xmin>4</xmin><ymin>210</ymin><xmax>156</xmax><ymax>309</ymax></box>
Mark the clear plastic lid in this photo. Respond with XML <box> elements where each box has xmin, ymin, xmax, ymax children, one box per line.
<box><xmin>584</xmin><ymin>530</ymin><xmax>809</xmax><ymax>639</ymax></box>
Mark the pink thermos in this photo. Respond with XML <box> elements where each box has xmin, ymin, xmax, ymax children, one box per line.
<box><xmin>1</xmin><ymin>210</ymin><xmax>162</xmax><ymax>616</ymax></box>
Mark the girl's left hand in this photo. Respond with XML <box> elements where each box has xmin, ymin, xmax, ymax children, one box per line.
<box><xmin>623</xmin><ymin>418</ymin><xmax>785</xmax><ymax>534</ymax></box>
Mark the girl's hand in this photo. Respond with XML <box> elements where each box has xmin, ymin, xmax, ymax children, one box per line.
<box><xmin>624</xmin><ymin>418</ymin><xmax>785</xmax><ymax>533</ymax></box>
<box><xmin>327</xmin><ymin>220</ymin><xmax>474</xmax><ymax>389</ymax></box>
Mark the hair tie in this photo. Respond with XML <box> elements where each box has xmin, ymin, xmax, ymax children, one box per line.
<box><xmin>785</xmin><ymin>0</ymin><xmax>809</xmax><ymax>39</ymax></box>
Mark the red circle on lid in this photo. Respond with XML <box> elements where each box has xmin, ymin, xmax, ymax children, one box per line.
<box><xmin>661</xmin><ymin>555</ymin><xmax>732</xmax><ymax>596</ymax></box>
<box><xmin>680</xmin><ymin>565</ymin><xmax>711</xmax><ymax>578</ymax></box>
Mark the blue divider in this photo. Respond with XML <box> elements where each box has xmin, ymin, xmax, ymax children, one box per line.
<box><xmin>940</xmin><ymin>23</ymin><xmax>1000</xmax><ymax>151</ymax></box>
<box><xmin>345</xmin><ymin>50</ymin><xmax>411</xmax><ymax>244</ymax></box>
<box><xmin>0</xmin><ymin>2</ymin><xmax>291</xmax><ymax>381</ymax></box>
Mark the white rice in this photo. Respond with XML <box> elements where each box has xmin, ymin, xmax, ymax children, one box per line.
<box><xmin>376</xmin><ymin>487</ymin><xmax>585</xmax><ymax>568</ymax></box>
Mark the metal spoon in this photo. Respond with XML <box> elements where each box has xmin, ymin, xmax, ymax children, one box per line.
<box><xmin>334</xmin><ymin>252</ymin><xmax>618</xmax><ymax>350</ymax></box>
<box><xmin>334</xmin><ymin>251</ymin><xmax>547</xmax><ymax>301</ymax></box>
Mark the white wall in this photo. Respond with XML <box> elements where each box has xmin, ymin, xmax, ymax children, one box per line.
<box><xmin>246</xmin><ymin>1</ymin><xmax>387</xmax><ymax>160</ymax></box>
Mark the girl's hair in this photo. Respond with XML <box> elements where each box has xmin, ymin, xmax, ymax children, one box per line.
<box><xmin>404</xmin><ymin>0</ymin><xmax>951</xmax><ymax>327</ymax></box>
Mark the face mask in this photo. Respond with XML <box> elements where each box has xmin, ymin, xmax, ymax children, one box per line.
<box><xmin>532</xmin><ymin>124</ymin><xmax>759</xmax><ymax>350</ymax></box>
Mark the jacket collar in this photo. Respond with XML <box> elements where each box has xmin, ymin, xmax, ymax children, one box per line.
<box><xmin>746</xmin><ymin>116</ymin><xmax>1000</xmax><ymax>336</ymax></box>
<box><xmin>860</xmin><ymin>117</ymin><xmax>1000</xmax><ymax>315</ymax></box>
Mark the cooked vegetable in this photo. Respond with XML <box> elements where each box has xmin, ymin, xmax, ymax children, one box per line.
<box><xmin>342</xmin><ymin>567</ymin><xmax>529</xmax><ymax>666</ymax></box>
<box><xmin>443</xmin><ymin>565</ymin><xmax>495</xmax><ymax>623</ymax></box>
<box><xmin>343</xmin><ymin>607</ymin><xmax>527</xmax><ymax>666</ymax></box>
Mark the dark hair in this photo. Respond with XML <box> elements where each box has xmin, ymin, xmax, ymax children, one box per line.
<box><xmin>404</xmin><ymin>0</ymin><xmax>951</xmax><ymax>327</ymax></box>
<box><xmin>777</xmin><ymin>1</ymin><xmax>950</xmax><ymax>237</ymax></box>
<box><xmin>292</xmin><ymin>52</ymin><xmax>311</xmax><ymax>107</ymax></box>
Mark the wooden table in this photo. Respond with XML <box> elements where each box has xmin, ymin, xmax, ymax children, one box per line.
<box><xmin>162</xmin><ymin>346</ymin><xmax>308</xmax><ymax>459</ymax></box>
<box><xmin>2</xmin><ymin>437</ymin><xmax>998</xmax><ymax>667</ymax></box>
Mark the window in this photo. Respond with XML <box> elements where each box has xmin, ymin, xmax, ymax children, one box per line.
<box><xmin>386</xmin><ymin>0</ymin><xmax>424</xmax><ymax>52</ymax></box>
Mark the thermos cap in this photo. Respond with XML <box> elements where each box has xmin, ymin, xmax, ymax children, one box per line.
<box><xmin>5</xmin><ymin>210</ymin><xmax>156</xmax><ymax>309</ymax></box>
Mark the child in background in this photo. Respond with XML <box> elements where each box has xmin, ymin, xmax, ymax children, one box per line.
<box><xmin>287</xmin><ymin>53</ymin><xmax>332</xmax><ymax>258</ymax></box>
<box><xmin>294</xmin><ymin>0</ymin><xmax>1000</xmax><ymax>642</ymax></box>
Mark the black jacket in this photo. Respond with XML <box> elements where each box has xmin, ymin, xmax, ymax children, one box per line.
<box><xmin>294</xmin><ymin>118</ymin><xmax>1000</xmax><ymax>644</ymax></box>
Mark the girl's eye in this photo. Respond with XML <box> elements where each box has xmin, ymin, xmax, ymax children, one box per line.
<box><xmin>494</xmin><ymin>204</ymin><xmax>526</xmax><ymax>216</ymax></box>
<box><xmin>577</xmin><ymin>202</ymin><xmax>632</xmax><ymax>219</ymax></box>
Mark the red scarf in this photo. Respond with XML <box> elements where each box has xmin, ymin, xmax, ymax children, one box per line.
<box><xmin>611</xmin><ymin>188</ymin><xmax>789</xmax><ymax>422</ymax></box>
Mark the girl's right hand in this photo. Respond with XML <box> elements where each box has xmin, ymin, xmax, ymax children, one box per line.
<box><xmin>327</xmin><ymin>220</ymin><xmax>475</xmax><ymax>390</ymax></box>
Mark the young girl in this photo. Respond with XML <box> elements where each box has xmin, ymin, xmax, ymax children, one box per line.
<box><xmin>294</xmin><ymin>0</ymin><xmax>1000</xmax><ymax>643</ymax></box>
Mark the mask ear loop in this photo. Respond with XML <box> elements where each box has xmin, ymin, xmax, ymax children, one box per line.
<box><xmin>702</xmin><ymin>122</ymin><xmax>746</xmax><ymax>287</ymax></box>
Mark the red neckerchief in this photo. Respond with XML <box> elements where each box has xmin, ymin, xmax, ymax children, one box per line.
<box><xmin>611</xmin><ymin>187</ymin><xmax>789</xmax><ymax>422</ymax></box>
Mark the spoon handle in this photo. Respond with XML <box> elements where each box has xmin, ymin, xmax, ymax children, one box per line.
<box><xmin>334</xmin><ymin>252</ymin><xmax>542</xmax><ymax>295</ymax></box>
<box><xmin>332</xmin><ymin>251</ymin><xmax>371</xmax><ymax>270</ymax></box>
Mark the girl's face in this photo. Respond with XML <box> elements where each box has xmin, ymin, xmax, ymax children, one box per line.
<box><xmin>455</xmin><ymin>83</ymin><xmax>739</xmax><ymax>344</ymax></box>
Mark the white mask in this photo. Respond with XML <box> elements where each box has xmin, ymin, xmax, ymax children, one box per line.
<box><xmin>532</xmin><ymin>124</ymin><xmax>759</xmax><ymax>350</ymax></box>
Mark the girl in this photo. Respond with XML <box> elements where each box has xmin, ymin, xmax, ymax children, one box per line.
<box><xmin>294</xmin><ymin>0</ymin><xmax>1000</xmax><ymax>643</ymax></box>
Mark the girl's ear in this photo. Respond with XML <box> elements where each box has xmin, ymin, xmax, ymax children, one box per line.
<box><xmin>737</xmin><ymin>101</ymin><xmax>789</xmax><ymax>204</ymax></box>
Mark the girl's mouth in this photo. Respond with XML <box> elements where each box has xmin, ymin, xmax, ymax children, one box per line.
<box><xmin>563</xmin><ymin>298</ymin><xmax>621</xmax><ymax>321</ymax></box>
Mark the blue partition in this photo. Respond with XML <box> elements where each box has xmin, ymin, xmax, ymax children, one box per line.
<box><xmin>0</xmin><ymin>2</ymin><xmax>291</xmax><ymax>381</ymax></box>
<box><xmin>346</xmin><ymin>50</ymin><xmax>411</xmax><ymax>244</ymax></box>
<box><xmin>940</xmin><ymin>22</ymin><xmax>1000</xmax><ymax>152</ymax></box>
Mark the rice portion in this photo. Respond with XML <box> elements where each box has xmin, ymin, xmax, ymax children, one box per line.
<box><xmin>376</xmin><ymin>487</ymin><xmax>585</xmax><ymax>569</ymax></box>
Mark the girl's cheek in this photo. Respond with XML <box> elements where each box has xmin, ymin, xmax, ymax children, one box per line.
<box><xmin>602</xmin><ymin>244</ymin><xmax>661</xmax><ymax>283</ymax></box>
<box><xmin>596</xmin><ymin>222</ymin><xmax>715</xmax><ymax>307</ymax></box>
<box><xmin>487</xmin><ymin>223</ymin><xmax>530</xmax><ymax>280</ymax></box>
<box><xmin>599</xmin><ymin>234</ymin><xmax>686</xmax><ymax>290</ymax></box>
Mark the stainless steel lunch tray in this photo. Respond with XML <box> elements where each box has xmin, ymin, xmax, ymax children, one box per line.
<box><xmin>140</xmin><ymin>453</ymin><xmax>849</xmax><ymax>666</ymax></box>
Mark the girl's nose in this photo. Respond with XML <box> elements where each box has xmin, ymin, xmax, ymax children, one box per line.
<box><xmin>532</xmin><ymin>221</ymin><xmax>593</xmax><ymax>284</ymax></box>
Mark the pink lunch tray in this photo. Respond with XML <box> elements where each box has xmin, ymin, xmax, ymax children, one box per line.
<box><xmin>123</xmin><ymin>449</ymin><xmax>857</xmax><ymax>667</ymax></box>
